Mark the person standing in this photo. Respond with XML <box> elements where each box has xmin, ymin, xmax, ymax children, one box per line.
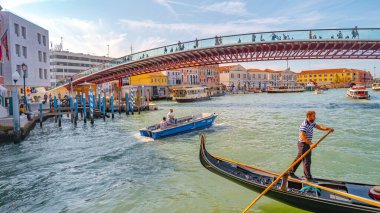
<box><xmin>289</xmin><ymin>110</ymin><xmax>334</xmax><ymax>182</ymax></box>
<box><xmin>167</xmin><ymin>108</ymin><xmax>176</xmax><ymax>124</ymax></box>
<box><xmin>43</xmin><ymin>93</ymin><xmax>48</xmax><ymax>104</ymax></box>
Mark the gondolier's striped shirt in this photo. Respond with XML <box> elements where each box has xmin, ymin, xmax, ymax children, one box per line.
<box><xmin>299</xmin><ymin>120</ymin><xmax>316</xmax><ymax>143</ymax></box>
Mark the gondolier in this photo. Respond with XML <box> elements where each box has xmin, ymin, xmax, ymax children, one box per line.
<box><xmin>289</xmin><ymin>110</ymin><xmax>334</xmax><ymax>182</ymax></box>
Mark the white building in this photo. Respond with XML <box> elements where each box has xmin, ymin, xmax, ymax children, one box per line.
<box><xmin>50</xmin><ymin>49</ymin><xmax>114</xmax><ymax>87</ymax></box>
<box><xmin>219</xmin><ymin>64</ymin><xmax>249</xmax><ymax>90</ymax></box>
<box><xmin>248</xmin><ymin>68</ymin><xmax>297</xmax><ymax>89</ymax></box>
<box><xmin>247</xmin><ymin>68</ymin><xmax>269</xmax><ymax>89</ymax></box>
<box><xmin>0</xmin><ymin>11</ymin><xmax>50</xmax><ymax>94</ymax></box>
<box><xmin>161</xmin><ymin>69</ymin><xmax>182</xmax><ymax>86</ymax></box>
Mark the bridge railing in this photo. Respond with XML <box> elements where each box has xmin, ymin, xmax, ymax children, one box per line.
<box><xmin>63</xmin><ymin>28</ymin><xmax>379</xmax><ymax>85</ymax></box>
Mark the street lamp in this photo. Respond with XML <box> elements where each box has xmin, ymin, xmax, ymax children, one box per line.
<box><xmin>374</xmin><ymin>66</ymin><xmax>377</xmax><ymax>78</ymax></box>
<box><xmin>21</xmin><ymin>63</ymin><xmax>27</xmax><ymax>107</ymax></box>
<box><xmin>11</xmin><ymin>71</ymin><xmax>21</xmax><ymax>142</ymax></box>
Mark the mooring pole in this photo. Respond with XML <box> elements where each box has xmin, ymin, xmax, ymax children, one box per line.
<box><xmin>54</xmin><ymin>94</ymin><xmax>57</xmax><ymax>123</ymax></box>
<box><xmin>102</xmin><ymin>95</ymin><xmax>106</xmax><ymax>121</ymax></box>
<box><xmin>58</xmin><ymin>99</ymin><xmax>62</xmax><ymax>127</ymax></box>
<box><xmin>125</xmin><ymin>92</ymin><xmax>129</xmax><ymax>115</ymax></box>
<box><xmin>74</xmin><ymin>98</ymin><xmax>78</xmax><ymax>125</ymax></box>
<box><xmin>70</xmin><ymin>96</ymin><xmax>73</xmax><ymax>123</ymax></box>
<box><xmin>89</xmin><ymin>87</ymin><xmax>94</xmax><ymax>125</ymax></box>
<box><xmin>83</xmin><ymin>94</ymin><xmax>87</xmax><ymax>124</ymax></box>
<box><xmin>111</xmin><ymin>95</ymin><xmax>114</xmax><ymax>119</ymax></box>
<box><xmin>39</xmin><ymin>102</ymin><xmax>43</xmax><ymax>128</ymax></box>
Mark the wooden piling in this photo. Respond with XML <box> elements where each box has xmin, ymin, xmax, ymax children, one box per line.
<box><xmin>83</xmin><ymin>94</ymin><xmax>87</xmax><ymax>124</ymax></box>
<box><xmin>102</xmin><ymin>96</ymin><xmax>106</xmax><ymax>121</ymax></box>
<box><xmin>126</xmin><ymin>92</ymin><xmax>129</xmax><ymax>115</ymax></box>
<box><xmin>89</xmin><ymin>88</ymin><xmax>94</xmax><ymax>125</ymax></box>
<box><xmin>74</xmin><ymin>98</ymin><xmax>78</xmax><ymax>125</ymax></box>
<box><xmin>54</xmin><ymin>95</ymin><xmax>57</xmax><ymax>123</ymax></box>
<box><xmin>39</xmin><ymin>103</ymin><xmax>43</xmax><ymax>128</ymax></box>
<box><xmin>118</xmin><ymin>91</ymin><xmax>121</xmax><ymax>114</ymax></box>
<box><xmin>58</xmin><ymin>100</ymin><xmax>62</xmax><ymax>127</ymax></box>
<box><xmin>70</xmin><ymin>96</ymin><xmax>74</xmax><ymax>123</ymax></box>
<box><xmin>111</xmin><ymin>95</ymin><xmax>114</xmax><ymax>119</ymax></box>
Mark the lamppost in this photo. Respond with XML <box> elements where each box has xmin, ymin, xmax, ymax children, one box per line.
<box><xmin>374</xmin><ymin>66</ymin><xmax>377</xmax><ymax>78</ymax></box>
<box><xmin>21</xmin><ymin>63</ymin><xmax>27</xmax><ymax>107</ymax></box>
<box><xmin>11</xmin><ymin>71</ymin><xmax>21</xmax><ymax>142</ymax></box>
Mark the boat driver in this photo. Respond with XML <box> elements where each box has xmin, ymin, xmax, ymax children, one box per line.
<box><xmin>167</xmin><ymin>108</ymin><xmax>177</xmax><ymax>124</ymax></box>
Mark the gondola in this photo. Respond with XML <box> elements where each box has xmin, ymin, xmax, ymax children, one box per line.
<box><xmin>199</xmin><ymin>135</ymin><xmax>380</xmax><ymax>213</ymax></box>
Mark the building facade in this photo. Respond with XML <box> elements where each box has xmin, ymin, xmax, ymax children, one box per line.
<box><xmin>162</xmin><ymin>65</ymin><xmax>219</xmax><ymax>87</ymax></box>
<box><xmin>297</xmin><ymin>68</ymin><xmax>373</xmax><ymax>86</ymax></box>
<box><xmin>198</xmin><ymin>65</ymin><xmax>220</xmax><ymax>87</ymax></box>
<box><xmin>50</xmin><ymin>50</ymin><xmax>114</xmax><ymax>87</ymax></box>
<box><xmin>0</xmin><ymin>11</ymin><xmax>50</xmax><ymax>94</ymax></box>
<box><xmin>129</xmin><ymin>73</ymin><xmax>168</xmax><ymax>86</ymax></box>
<box><xmin>219</xmin><ymin>64</ymin><xmax>249</xmax><ymax>89</ymax></box>
<box><xmin>161</xmin><ymin>69</ymin><xmax>182</xmax><ymax>86</ymax></box>
<box><xmin>247</xmin><ymin>68</ymin><xmax>269</xmax><ymax>89</ymax></box>
<box><xmin>129</xmin><ymin>73</ymin><xmax>169</xmax><ymax>99</ymax></box>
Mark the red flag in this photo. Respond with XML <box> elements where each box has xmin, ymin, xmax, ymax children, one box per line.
<box><xmin>1</xmin><ymin>31</ymin><xmax>9</xmax><ymax>60</ymax></box>
<box><xmin>0</xmin><ymin>44</ymin><xmax>2</xmax><ymax>61</ymax></box>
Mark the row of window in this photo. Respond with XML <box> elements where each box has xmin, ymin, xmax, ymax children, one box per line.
<box><xmin>38</xmin><ymin>51</ymin><xmax>48</xmax><ymax>62</ymax></box>
<box><xmin>50</xmin><ymin>54</ymin><xmax>109</xmax><ymax>63</ymax></box>
<box><xmin>299</xmin><ymin>77</ymin><xmax>356</xmax><ymax>82</ymax></box>
<box><xmin>50</xmin><ymin>62</ymin><xmax>94</xmax><ymax>67</ymax></box>
<box><xmin>37</xmin><ymin>33</ymin><xmax>47</xmax><ymax>46</ymax></box>
<box><xmin>51</xmin><ymin>68</ymin><xmax>81</xmax><ymax>73</ymax></box>
<box><xmin>14</xmin><ymin>23</ymin><xmax>26</xmax><ymax>39</ymax></box>
<box><xmin>15</xmin><ymin>44</ymin><xmax>27</xmax><ymax>58</ymax></box>
<box><xmin>301</xmin><ymin>73</ymin><xmax>355</xmax><ymax>78</ymax></box>
<box><xmin>39</xmin><ymin>69</ymin><xmax>48</xmax><ymax>79</ymax></box>
<box><xmin>15</xmin><ymin>47</ymin><xmax>49</xmax><ymax>64</ymax></box>
<box><xmin>150</xmin><ymin>78</ymin><xmax>167</xmax><ymax>83</ymax></box>
<box><xmin>14</xmin><ymin>23</ymin><xmax>47</xmax><ymax>46</ymax></box>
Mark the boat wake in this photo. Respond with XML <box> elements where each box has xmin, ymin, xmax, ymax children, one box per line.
<box><xmin>131</xmin><ymin>132</ymin><xmax>155</xmax><ymax>142</ymax></box>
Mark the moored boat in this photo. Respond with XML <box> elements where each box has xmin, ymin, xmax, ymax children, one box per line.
<box><xmin>172</xmin><ymin>86</ymin><xmax>211</xmax><ymax>102</ymax></box>
<box><xmin>347</xmin><ymin>85</ymin><xmax>370</xmax><ymax>99</ymax></box>
<box><xmin>140</xmin><ymin>113</ymin><xmax>217</xmax><ymax>139</ymax></box>
<box><xmin>372</xmin><ymin>82</ymin><xmax>380</xmax><ymax>91</ymax></box>
<box><xmin>267</xmin><ymin>86</ymin><xmax>305</xmax><ymax>93</ymax></box>
<box><xmin>199</xmin><ymin>135</ymin><xmax>380</xmax><ymax>213</ymax></box>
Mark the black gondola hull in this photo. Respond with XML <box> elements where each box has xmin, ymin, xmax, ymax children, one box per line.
<box><xmin>199</xmin><ymin>139</ymin><xmax>379</xmax><ymax>213</ymax></box>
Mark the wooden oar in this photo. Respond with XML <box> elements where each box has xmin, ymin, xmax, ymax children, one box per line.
<box><xmin>212</xmin><ymin>154</ymin><xmax>380</xmax><ymax>208</ymax></box>
<box><xmin>242</xmin><ymin>130</ymin><xmax>333</xmax><ymax>213</ymax></box>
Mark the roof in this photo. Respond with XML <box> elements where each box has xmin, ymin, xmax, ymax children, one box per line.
<box><xmin>218</xmin><ymin>65</ymin><xmax>236</xmax><ymax>71</ymax></box>
<box><xmin>299</xmin><ymin>68</ymin><xmax>368</xmax><ymax>75</ymax></box>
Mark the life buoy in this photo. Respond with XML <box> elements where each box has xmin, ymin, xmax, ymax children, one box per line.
<box><xmin>369</xmin><ymin>186</ymin><xmax>380</xmax><ymax>200</ymax></box>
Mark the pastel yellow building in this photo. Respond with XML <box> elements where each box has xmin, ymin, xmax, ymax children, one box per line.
<box><xmin>297</xmin><ymin>68</ymin><xmax>373</xmax><ymax>85</ymax></box>
<box><xmin>129</xmin><ymin>73</ymin><xmax>168</xmax><ymax>86</ymax></box>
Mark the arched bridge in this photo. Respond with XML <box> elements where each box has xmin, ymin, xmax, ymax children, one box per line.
<box><xmin>67</xmin><ymin>28</ymin><xmax>380</xmax><ymax>86</ymax></box>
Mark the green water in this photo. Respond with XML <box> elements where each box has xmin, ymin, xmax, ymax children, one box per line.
<box><xmin>0</xmin><ymin>88</ymin><xmax>379</xmax><ymax>212</ymax></box>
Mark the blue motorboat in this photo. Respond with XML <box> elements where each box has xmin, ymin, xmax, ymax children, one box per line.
<box><xmin>139</xmin><ymin>113</ymin><xmax>217</xmax><ymax>139</ymax></box>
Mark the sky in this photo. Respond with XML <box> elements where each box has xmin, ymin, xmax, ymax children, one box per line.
<box><xmin>1</xmin><ymin>0</ymin><xmax>380</xmax><ymax>75</ymax></box>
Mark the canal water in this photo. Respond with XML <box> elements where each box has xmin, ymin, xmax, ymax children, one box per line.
<box><xmin>1</xmin><ymin>89</ymin><xmax>379</xmax><ymax>213</ymax></box>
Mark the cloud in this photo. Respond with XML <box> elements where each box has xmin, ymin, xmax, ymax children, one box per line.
<box><xmin>153</xmin><ymin>0</ymin><xmax>178</xmax><ymax>16</ymax></box>
<box><xmin>119</xmin><ymin>18</ymin><xmax>288</xmax><ymax>38</ymax></box>
<box><xmin>134</xmin><ymin>36</ymin><xmax>167</xmax><ymax>52</ymax></box>
<box><xmin>200</xmin><ymin>1</ymin><xmax>247</xmax><ymax>15</ymax></box>
<box><xmin>232</xmin><ymin>17</ymin><xmax>290</xmax><ymax>25</ymax></box>
<box><xmin>27</xmin><ymin>16</ymin><xmax>128</xmax><ymax>57</ymax></box>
